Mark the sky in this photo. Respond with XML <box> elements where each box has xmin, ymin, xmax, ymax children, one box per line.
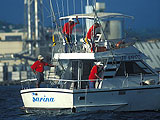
<box><xmin>0</xmin><ymin>0</ymin><xmax>160</xmax><ymax>30</ymax></box>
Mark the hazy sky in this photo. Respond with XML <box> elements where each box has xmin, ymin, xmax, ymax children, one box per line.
<box><xmin>0</xmin><ymin>0</ymin><xmax>160</xmax><ymax>30</ymax></box>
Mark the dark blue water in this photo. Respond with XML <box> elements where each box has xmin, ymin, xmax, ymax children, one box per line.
<box><xmin>1</xmin><ymin>85</ymin><xmax>160</xmax><ymax>120</ymax></box>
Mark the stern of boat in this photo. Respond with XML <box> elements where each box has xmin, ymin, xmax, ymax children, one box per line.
<box><xmin>20</xmin><ymin>87</ymin><xmax>74</xmax><ymax>111</ymax></box>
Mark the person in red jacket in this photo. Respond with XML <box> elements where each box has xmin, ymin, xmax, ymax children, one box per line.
<box><xmin>62</xmin><ymin>16</ymin><xmax>79</xmax><ymax>53</ymax></box>
<box><xmin>31</xmin><ymin>55</ymin><xmax>55</xmax><ymax>88</ymax></box>
<box><xmin>89</xmin><ymin>62</ymin><xmax>103</xmax><ymax>89</ymax></box>
<box><xmin>85</xmin><ymin>23</ymin><xmax>100</xmax><ymax>52</ymax></box>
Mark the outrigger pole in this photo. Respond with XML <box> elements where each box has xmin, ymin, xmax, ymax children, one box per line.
<box><xmin>49</xmin><ymin>0</ymin><xmax>62</xmax><ymax>58</ymax></box>
<box><xmin>49</xmin><ymin>0</ymin><xmax>66</xmax><ymax>70</ymax></box>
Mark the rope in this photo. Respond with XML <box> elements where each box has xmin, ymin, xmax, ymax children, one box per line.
<box><xmin>56</xmin><ymin>0</ymin><xmax>66</xmax><ymax>52</ymax></box>
<box><xmin>73</xmin><ymin>0</ymin><xmax>77</xmax><ymax>48</ymax></box>
<box><xmin>48</xmin><ymin>0</ymin><xmax>55</xmax><ymax>60</ymax></box>
<box><xmin>61</xmin><ymin>0</ymin><xmax>65</xmax><ymax>25</ymax></box>
<box><xmin>90</xmin><ymin>1</ymin><xmax>115</xmax><ymax>57</ymax></box>
<box><xmin>81</xmin><ymin>0</ymin><xmax>85</xmax><ymax>43</ymax></box>
<box><xmin>55</xmin><ymin>0</ymin><xmax>62</xmax><ymax>29</ymax></box>
<box><xmin>49</xmin><ymin>0</ymin><xmax>62</xmax><ymax>52</ymax></box>
<box><xmin>61</xmin><ymin>0</ymin><xmax>66</xmax><ymax>48</ymax></box>
<box><xmin>66</xmin><ymin>0</ymin><xmax>71</xmax><ymax>36</ymax></box>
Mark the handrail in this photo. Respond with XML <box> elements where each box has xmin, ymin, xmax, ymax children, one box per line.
<box><xmin>20</xmin><ymin>78</ymin><xmax>103</xmax><ymax>90</ymax></box>
<box><xmin>20</xmin><ymin>78</ymin><xmax>100</xmax><ymax>83</ymax></box>
<box><xmin>20</xmin><ymin>79</ymin><xmax>37</xmax><ymax>83</ymax></box>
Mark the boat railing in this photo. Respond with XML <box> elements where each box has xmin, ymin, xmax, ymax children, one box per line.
<box><xmin>52</xmin><ymin>39</ymin><xmax>113</xmax><ymax>53</ymax></box>
<box><xmin>21</xmin><ymin>74</ymin><xmax>158</xmax><ymax>90</ymax></box>
<box><xmin>20</xmin><ymin>78</ymin><xmax>101</xmax><ymax>90</ymax></box>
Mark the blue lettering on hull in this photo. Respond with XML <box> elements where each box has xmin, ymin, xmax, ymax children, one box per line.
<box><xmin>32</xmin><ymin>93</ymin><xmax>55</xmax><ymax>102</ymax></box>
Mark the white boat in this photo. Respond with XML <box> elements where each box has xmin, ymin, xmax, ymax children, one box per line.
<box><xmin>20</xmin><ymin>10</ymin><xmax>160</xmax><ymax>113</ymax></box>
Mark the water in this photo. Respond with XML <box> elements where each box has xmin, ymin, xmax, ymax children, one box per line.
<box><xmin>1</xmin><ymin>85</ymin><xmax>160</xmax><ymax>120</ymax></box>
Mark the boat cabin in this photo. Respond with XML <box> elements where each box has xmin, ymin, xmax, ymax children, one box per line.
<box><xmin>53</xmin><ymin>46</ymin><xmax>158</xmax><ymax>90</ymax></box>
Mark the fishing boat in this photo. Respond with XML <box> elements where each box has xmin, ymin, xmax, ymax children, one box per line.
<box><xmin>20</xmin><ymin>1</ymin><xmax>160</xmax><ymax>113</ymax></box>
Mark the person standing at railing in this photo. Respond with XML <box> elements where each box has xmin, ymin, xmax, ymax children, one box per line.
<box><xmin>89</xmin><ymin>62</ymin><xmax>103</xmax><ymax>89</ymax></box>
<box><xmin>62</xmin><ymin>16</ymin><xmax>79</xmax><ymax>53</ymax></box>
<box><xmin>31</xmin><ymin>55</ymin><xmax>56</xmax><ymax>88</ymax></box>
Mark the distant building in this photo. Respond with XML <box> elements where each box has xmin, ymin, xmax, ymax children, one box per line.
<box><xmin>0</xmin><ymin>32</ymin><xmax>26</xmax><ymax>41</ymax></box>
<box><xmin>0</xmin><ymin>41</ymin><xmax>23</xmax><ymax>54</ymax></box>
<box><xmin>0</xmin><ymin>31</ymin><xmax>27</xmax><ymax>55</ymax></box>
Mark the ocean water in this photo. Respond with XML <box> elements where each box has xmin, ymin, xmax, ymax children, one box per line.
<box><xmin>1</xmin><ymin>85</ymin><xmax>160</xmax><ymax>120</ymax></box>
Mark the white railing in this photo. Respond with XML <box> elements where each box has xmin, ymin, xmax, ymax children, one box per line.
<box><xmin>20</xmin><ymin>78</ymin><xmax>99</xmax><ymax>90</ymax></box>
<box><xmin>21</xmin><ymin>74</ymin><xmax>159</xmax><ymax>90</ymax></box>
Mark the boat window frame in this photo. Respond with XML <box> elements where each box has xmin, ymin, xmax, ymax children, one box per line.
<box><xmin>115</xmin><ymin>60</ymin><xmax>153</xmax><ymax>76</ymax></box>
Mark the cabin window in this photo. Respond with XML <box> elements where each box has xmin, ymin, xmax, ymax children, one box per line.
<box><xmin>72</xmin><ymin>61</ymin><xmax>78</xmax><ymax>80</ymax></box>
<box><xmin>135</xmin><ymin>61</ymin><xmax>146</xmax><ymax>69</ymax></box>
<box><xmin>82</xmin><ymin>60</ymin><xmax>93</xmax><ymax>80</ymax></box>
<box><xmin>135</xmin><ymin>61</ymin><xmax>153</xmax><ymax>74</ymax></box>
<box><xmin>116</xmin><ymin>61</ymin><xmax>151</xmax><ymax>76</ymax></box>
<box><xmin>5</xmin><ymin>36</ymin><xmax>22</xmax><ymax>40</ymax></box>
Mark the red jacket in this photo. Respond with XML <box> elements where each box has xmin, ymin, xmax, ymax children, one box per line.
<box><xmin>31</xmin><ymin>60</ymin><xmax>49</xmax><ymax>73</ymax></box>
<box><xmin>86</xmin><ymin>25</ymin><xmax>96</xmax><ymax>39</ymax></box>
<box><xmin>62</xmin><ymin>22</ymin><xmax>77</xmax><ymax>35</ymax></box>
<box><xmin>89</xmin><ymin>65</ymin><xmax>98</xmax><ymax>82</ymax></box>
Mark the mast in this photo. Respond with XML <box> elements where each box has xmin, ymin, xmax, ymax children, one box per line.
<box><xmin>24</xmin><ymin>0</ymin><xmax>45</xmax><ymax>56</ymax></box>
<box><xmin>27</xmin><ymin>0</ymin><xmax>32</xmax><ymax>55</ymax></box>
<box><xmin>35</xmin><ymin>0</ymin><xmax>39</xmax><ymax>46</ymax></box>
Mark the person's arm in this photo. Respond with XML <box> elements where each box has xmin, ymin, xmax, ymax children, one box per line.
<box><xmin>48</xmin><ymin>64</ymin><xmax>56</xmax><ymax>67</ymax></box>
<box><xmin>76</xmin><ymin>16</ymin><xmax>79</xmax><ymax>24</ymax></box>
<box><xmin>31</xmin><ymin>69</ymin><xmax>38</xmax><ymax>75</ymax></box>
<box><xmin>44</xmin><ymin>62</ymin><xmax>56</xmax><ymax>67</ymax></box>
<box><xmin>95</xmin><ymin>73</ymin><xmax>103</xmax><ymax>80</ymax></box>
<box><xmin>95</xmin><ymin>65</ymin><xmax>103</xmax><ymax>80</ymax></box>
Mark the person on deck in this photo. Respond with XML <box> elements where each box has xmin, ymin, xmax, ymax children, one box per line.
<box><xmin>85</xmin><ymin>23</ymin><xmax>100</xmax><ymax>52</ymax></box>
<box><xmin>62</xmin><ymin>16</ymin><xmax>79</xmax><ymax>53</ymax></box>
<box><xmin>31</xmin><ymin>55</ymin><xmax>56</xmax><ymax>88</ymax></box>
<box><xmin>89</xmin><ymin>62</ymin><xmax>103</xmax><ymax>89</ymax></box>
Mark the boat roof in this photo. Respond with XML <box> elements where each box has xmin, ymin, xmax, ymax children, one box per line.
<box><xmin>59</xmin><ymin>12</ymin><xmax>134</xmax><ymax>20</ymax></box>
<box><xmin>53</xmin><ymin>46</ymin><xmax>147</xmax><ymax>61</ymax></box>
<box><xmin>54</xmin><ymin>53</ymin><xmax>95</xmax><ymax>60</ymax></box>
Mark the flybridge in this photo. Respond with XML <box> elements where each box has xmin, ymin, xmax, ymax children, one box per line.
<box><xmin>53</xmin><ymin>46</ymin><xmax>147</xmax><ymax>61</ymax></box>
<box><xmin>53</xmin><ymin>52</ymin><xmax>144</xmax><ymax>61</ymax></box>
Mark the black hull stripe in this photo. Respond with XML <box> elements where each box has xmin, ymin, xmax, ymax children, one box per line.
<box><xmin>21</xmin><ymin>86</ymin><xmax>160</xmax><ymax>95</ymax></box>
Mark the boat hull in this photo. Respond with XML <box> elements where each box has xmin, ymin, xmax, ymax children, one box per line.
<box><xmin>20</xmin><ymin>85</ymin><xmax>160</xmax><ymax>113</ymax></box>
